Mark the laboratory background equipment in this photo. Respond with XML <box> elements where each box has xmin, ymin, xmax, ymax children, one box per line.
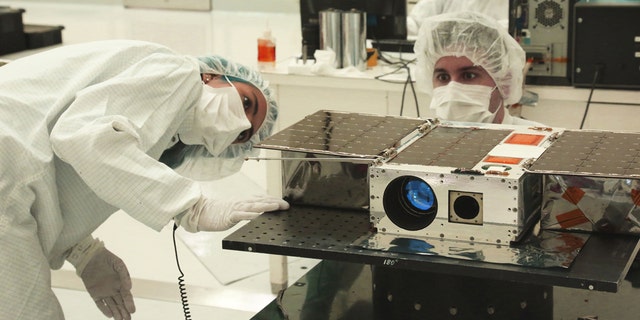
<box><xmin>509</xmin><ymin>0</ymin><xmax>640</xmax><ymax>89</ymax></box>
<box><xmin>317</xmin><ymin>8</ymin><xmax>367</xmax><ymax>70</ymax></box>
<box><xmin>509</xmin><ymin>0</ymin><xmax>579</xmax><ymax>86</ymax></box>
<box><xmin>299</xmin><ymin>0</ymin><xmax>408</xmax><ymax>59</ymax></box>
<box><xmin>571</xmin><ymin>1</ymin><xmax>640</xmax><ymax>89</ymax></box>
<box><xmin>0</xmin><ymin>6</ymin><xmax>64</xmax><ymax>55</ymax></box>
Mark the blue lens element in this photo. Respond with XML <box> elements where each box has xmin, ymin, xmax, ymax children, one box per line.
<box><xmin>404</xmin><ymin>179</ymin><xmax>435</xmax><ymax>211</ymax></box>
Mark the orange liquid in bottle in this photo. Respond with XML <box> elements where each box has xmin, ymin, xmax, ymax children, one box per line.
<box><xmin>258</xmin><ymin>39</ymin><xmax>276</xmax><ymax>65</ymax></box>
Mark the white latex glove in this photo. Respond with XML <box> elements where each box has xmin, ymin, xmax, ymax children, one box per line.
<box><xmin>177</xmin><ymin>195</ymin><xmax>290</xmax><ymax>232</ymax></box>
<box><xmin>67</xmin><ymin>237</ymin><xmax>136</xmax><ymax>320</ymax></box>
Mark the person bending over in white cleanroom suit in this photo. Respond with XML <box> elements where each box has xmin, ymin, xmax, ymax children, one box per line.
<box><xmin>0</xmin><ymin>39</ymin><xmax>289</xmax><ymax>320</ymax></box>
<box><xmin>414</xmin><ymin>11</ymin><xmax>543</xmax><ymax>126</ymax></box>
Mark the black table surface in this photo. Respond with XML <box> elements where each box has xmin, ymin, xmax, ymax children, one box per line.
<box><xmin>223</xmin><ymin>205</ymin><xmax>640</xmax><ymax>293</ymax></box>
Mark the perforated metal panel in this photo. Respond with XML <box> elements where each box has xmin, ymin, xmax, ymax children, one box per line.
<box><xmin>528</xmin><ymin>131</ymin><xmax>640</xmax><ymax>177</ymax></box>
<box><xmin>534</xmin><ymin>0</ymin><xmax>564</xmax><ymax>28</ymax></box>
<box><xmin>232</xmin><ymin>206</ymin><xmax>371</xmax><ymax>251</ymax></box>
<box><xmin>390</xmin><ymin>126</ymin><xmax>512</xmax><ymax>168</ymax></box>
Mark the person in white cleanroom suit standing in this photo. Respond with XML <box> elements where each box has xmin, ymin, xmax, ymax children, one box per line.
<box><xmin>0</xmin><ymin>39</ymin><xmax>289</xmax><ymax>320</ymax></box>
<box><xmin>414</xmin><ymin>11</ymin><xmax>543</xmax><ymax>126</ymax></box>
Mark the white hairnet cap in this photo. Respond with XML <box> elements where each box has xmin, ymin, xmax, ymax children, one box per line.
<box><xmin>414</xmin><ymin>11</ymin><xmax>525</xmax><ymax>105</ymax></box>
<box><xmin>160</xmin><ymin>55</ymin><xmax>278</xmax><ymax>180</ymax></box>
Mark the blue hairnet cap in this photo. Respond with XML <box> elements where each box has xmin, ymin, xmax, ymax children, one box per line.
<box><xmin>414</xmin><ymin>11</ymin><xmax>526</xmax><ymax>105</ymax></box>
<box><xmin>161</xmin><ymin>55</ymin><xmax>278</xmax><ymax>180</ymax></box>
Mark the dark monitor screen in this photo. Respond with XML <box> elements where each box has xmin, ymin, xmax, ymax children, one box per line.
<box><xmin>572</xmin><ymin>2</ymin><xmax>640</xmax><ymax>89</ymax></box>
<box><xmin>300</xmin><ymin>0</ymin><xmax>408</xmax><ymax>58</ymax></box>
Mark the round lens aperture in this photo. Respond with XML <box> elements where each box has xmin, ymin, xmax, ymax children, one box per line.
<box><xmin>383</xmin><ymin>176</ymin><xmax>438</xmax><ymax>231</ymax></box>
<box><xmin>404</xmin><ymin>179</ymin><xmax>435</xmax><ymax>211</ymax></box>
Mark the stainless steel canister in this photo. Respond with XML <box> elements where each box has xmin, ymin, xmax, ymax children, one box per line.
<box><xmin>341</xmin><ymin>9</ymin><xmax>367</xmax><ymax>71</ymax></box>
<box><xmin>319</xmin><ymin>8</ymin><xmax>343</xmax><ymax>68</ymax></box>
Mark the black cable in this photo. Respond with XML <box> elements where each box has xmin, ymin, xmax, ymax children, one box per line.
<box><xmin>373</xmin><ymin>51</ymin><xmax>411</xmax><ymax>84</ymax></box>
<box><xmin>400</xmin><ymin>73</ymin><xmax>409</xmax><ymax>116</ymax></box>
<box><xmin>376</xmin><ymin>48</ymin><xmax>412</xmax><ymax>66</ymax></box>
<box><xmin>374</xmin><ymin>50</ymin><xmax>420</xmax><ymax>117</ymax></box>
<box><xmin>579</xmin><ymin>66</ymin><xmax>602</xmax><ymax>129</ymax></box>
<box><xmin>406</xmin><ymin>68</ymin><xmax>420</xmax><ymax>118</ymax></box>
<box><xmin>173</xmin><ymin>223</ymin><xmax>192</xmax><ymax>320</ymax></box>
<box><xmin>373</xmin><ymin>65</ymin><xmax>408</xmax><ymax>83</ymax></box>
<box><xmin>397</xmin><ymin>64</ymin><xmax>420</xmax><ymax>117</ymax></box>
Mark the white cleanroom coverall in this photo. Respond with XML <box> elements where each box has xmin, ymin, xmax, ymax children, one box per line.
<box><xmin>0</xmin><ymin>40</ymin><xmax>204</xmax><ymax>319</ymax></box>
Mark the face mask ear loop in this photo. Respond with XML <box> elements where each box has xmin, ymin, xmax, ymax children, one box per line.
<box><xmin>487</xmin><ymin>86</ymin><xmax>501</xmax><ymax>121</ymax></box>
<box><xmin>489</xmin><ymin>86</ymin><xmax>499</xmax><ymax>109</ymax></box>
<box><xmin>223</xmin><ymin>75</ymin><xmax>237</xmax><ymax>90</ymax></box>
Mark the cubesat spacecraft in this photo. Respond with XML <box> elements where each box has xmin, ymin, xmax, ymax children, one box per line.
<box><xmin>256</xmin><ymin>110</ymin><xmax>640</xmax><ymax>256</ymax></box>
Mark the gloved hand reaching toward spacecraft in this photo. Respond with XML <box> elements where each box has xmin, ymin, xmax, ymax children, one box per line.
<box><xmin>176</xmin><ymin>195</ymin><xmax>290</xmax><ymax>232</ymax></box>
<box><xmin>66</xmin><ymin>236</ymin><xmax>135</xmax><ymax>320</ymax></box>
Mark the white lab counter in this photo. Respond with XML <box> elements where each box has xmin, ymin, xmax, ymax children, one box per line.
<box><xmin>262</xmin><ymin>62</ymin><xmax>429</xmax><ymax>130</ymax></box>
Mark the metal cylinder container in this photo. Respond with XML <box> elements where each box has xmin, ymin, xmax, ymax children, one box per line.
<box><xmin>319</xmin><ymin>8</ymin><xmax>343</xmax><ymax>69</ymax></box>
<box><xmin>341</xmin><ymin>9</ymin><xmax>366</xmax><ymax>71</ymax></box>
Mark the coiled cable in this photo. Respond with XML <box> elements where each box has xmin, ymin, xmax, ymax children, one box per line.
<box><xmin>173</xmin><ymin>223</ymin><xmax>192</xmax><ymax>320</ymax></box>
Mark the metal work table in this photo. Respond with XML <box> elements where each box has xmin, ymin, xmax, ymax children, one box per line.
<box><xmin>224</xmin><ymin>206</ymin><xmax>640</xmax><ymax>319</ymax></box>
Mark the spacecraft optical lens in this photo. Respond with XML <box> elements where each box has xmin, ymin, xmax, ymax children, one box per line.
<box><xmin>384</xmin><ymin>176</ymin><xmax>438</xmax><ymax>231</ymax></box>
<box><xmin>404</xmin><ymin>179</ymin><xmax>435</xmax><ymax>211</ymax></box>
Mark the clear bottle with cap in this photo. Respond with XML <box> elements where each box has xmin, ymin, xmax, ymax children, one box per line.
<box><xmin>257</xmin><ymin>26</ymin><xmax>276</xmax><ymax>70</ymax></box>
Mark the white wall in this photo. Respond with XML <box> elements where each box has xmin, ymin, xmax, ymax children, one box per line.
<box><xmin>12</xmin><ymin>0</ymin><xmax>300</xmax><ymax>12</ymax></box>
<box><xmin>11</xmin><ymin>0</ymin><xmax>121</xmax><ymax>4</ymax></box>
<box><xmin>212</xmin><ymin>0</ymin><xmax>298</xmax><ymax>12</ymax></box>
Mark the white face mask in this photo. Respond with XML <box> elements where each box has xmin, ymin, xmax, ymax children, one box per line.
<box><xmin>429</xmin><ymin>81</ymin><xmax>499</xmax><ymax>123</ymax></box>
<box><xmin>178</xmin><ymin>81</ymin><xmax>251</xmax><ymax>156</ymax></box>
